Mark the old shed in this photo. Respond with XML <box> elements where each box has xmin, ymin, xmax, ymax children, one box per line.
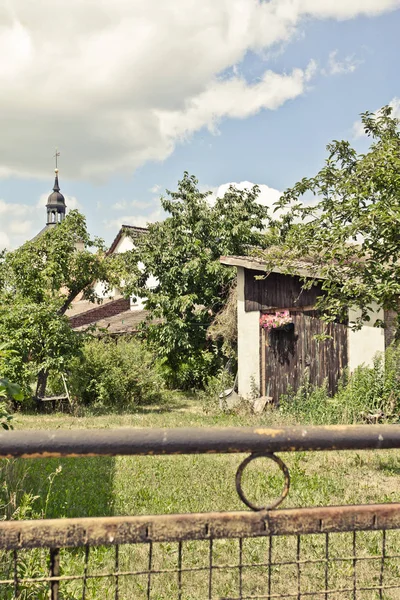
<box><xmin>220</xmin><ymin>256</ymin><xmax>387</xmax><ymax>402</ymax></box>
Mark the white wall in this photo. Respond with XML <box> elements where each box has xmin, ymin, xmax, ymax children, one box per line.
<box><xmin>101</xmin><ymin>231</ymin><xmax>159</xmax><ymax>311</ymax></box>
<box><xmin>348</xmin><ymin>305</ymin><xmax>385</xmax><ymax>371</ymax></box>
<box><xmin>237</xmin><ymin>267</ymin><xmax>261</xmax><ymax>398</ymax></box>
<box><xmin>93</xmin><ymin>280</ymin><xmax>114</xmax><ymax>299</ymax></box>
<box><xmin>113</xmin><ymin>235</ymin><xmax>134</xmax><ymax>254</ymax></box>
<box><xmin>92</xmin><ymin>235</ymin><xmax>135</xmax><ymax>300</ymax></box>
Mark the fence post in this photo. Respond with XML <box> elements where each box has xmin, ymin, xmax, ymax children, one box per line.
<box><xmin>49</xmin><ymin>548</ymin><xmax>60</xmax><ymax>600</ymax></box>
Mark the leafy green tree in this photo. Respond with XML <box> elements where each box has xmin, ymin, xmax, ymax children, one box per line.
<box><xmin>0</xmin><ymin>343</ymin><xmax>23</xmax><ymax>429</ymax></box>
<box><xmin>125</xmin><ymin>172</ymin><xmax>269</xmax><ymax>387</ymax></box>
<box><xmin>268</xmin><ymin>106</ymin><xmax>400</xmax><ymax>329</ymax></box>
<box><xmin>0</xmin><ymin>211</ymin><xmax>122</xmax><ymax>397</ymax></box>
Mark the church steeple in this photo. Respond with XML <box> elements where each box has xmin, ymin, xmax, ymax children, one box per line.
<box><xmin>46</xmin><ymin>155</ymin><xmax>66</xmax><ymax>225</ymax></box>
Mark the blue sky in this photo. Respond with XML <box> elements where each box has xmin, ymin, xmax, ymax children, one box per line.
<box><xmin>0</xmin><ymin>1</ymin><xmax>399</xmax><ymax>249</ymax></box>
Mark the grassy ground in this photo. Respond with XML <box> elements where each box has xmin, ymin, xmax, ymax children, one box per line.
<box><xmin>1</xmin><ymin>397</ymin><xmax>400</xmax><ymax>599</ymax></box>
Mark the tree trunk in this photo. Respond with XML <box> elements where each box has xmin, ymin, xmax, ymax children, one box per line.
<box><xmin>36</xmin><ymin>369</ymin><xmax>49</xmax><ymax>399</ymax></box>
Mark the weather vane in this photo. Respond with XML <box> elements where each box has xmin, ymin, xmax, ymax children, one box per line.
<box><xmin>54</xmin><ymin>148</ymin><xmax>60</xmax><ymax>172</ymax></box>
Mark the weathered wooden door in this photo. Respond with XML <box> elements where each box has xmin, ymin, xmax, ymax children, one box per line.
<box><xmin>261</xmin><ymin>311</ymin><xmax>348</xmax><ymax>403</ymax></box>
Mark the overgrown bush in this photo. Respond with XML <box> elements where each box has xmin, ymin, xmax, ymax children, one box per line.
<box><xmin>68</xmin><ymin>337</ymin><xmax>167</xmax><ymax>410</ymax></box>
<box><xmin>207</xmin><ymin>283</ymin><xmax>237</xmax><ymax>360</ymax></box>
<box><xmin>0</xmin><ymin>343</ymin><xmax>24</xmax><ymax>426</ymax></box>
<box><xmin>280</xmin><ymin>345</ymin><xmax>400</xmax><ymax>424</ymax></box>
<box><xmin>158</xmin><ymin>347</ymin><xmax>219</xmax><ymax>390</ymax></box>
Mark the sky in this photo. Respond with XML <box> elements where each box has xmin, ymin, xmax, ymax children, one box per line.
<box><xmin>1</xmin><ymin>0</ymin><xmax>400</xmax><ymax>250</ymax></box>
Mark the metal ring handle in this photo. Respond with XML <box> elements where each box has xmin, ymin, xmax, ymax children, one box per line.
<box><xmin>235</xmin><ymin>452</ymin><xmax>290</xmax><ymax>511</ymax></box>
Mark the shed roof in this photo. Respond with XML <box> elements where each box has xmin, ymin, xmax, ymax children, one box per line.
<box><xmin>220</xmin><ymin>254</ymin><xmax>323</xmax><ymax>279</ymax></box>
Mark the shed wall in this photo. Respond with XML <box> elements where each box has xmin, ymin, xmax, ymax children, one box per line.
<box><xmin>236</xmin><ymin>266</ymin><xmax>389</xmax><ymax>401</ymax></box>
<box><xmin>237</xmin><ymin>267</ymin><xmax>260</xmax><ymax>398</ymax></box>
<box><xmin>348</xmin><ymin>306</ymin><xmax>385</xmax><ymax>370</ymax></box>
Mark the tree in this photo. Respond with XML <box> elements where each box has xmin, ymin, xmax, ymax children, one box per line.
<box><xmin>124</xmin><ymin>172</ymin><xmax>269</xmax><ymax>387</ymax></box>
<box><xmin>0</xmin><ymin>343</ymin><xmax>23</xmax><ymax>429</ymax></box>
<box><xmin>0</xmin><ymin>211</ymin><xmax>123</xmax><ymax>397</ymax></box>
<box><xmin>266</xmin><ymin>106</ymin><xmax>400</xmax><ymax>330</ymax></box>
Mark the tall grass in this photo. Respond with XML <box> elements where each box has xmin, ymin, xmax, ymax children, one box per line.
<box><xmin>280</xmin><ymin>345</ymin><xmax>400</xmax><ymax>424</ymax></box>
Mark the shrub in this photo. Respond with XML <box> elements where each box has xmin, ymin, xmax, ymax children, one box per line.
<box><xmin>68</xmin><ymin>337</ymin><xmax>166</xmax><ymax>410</ymax></box>
<box><xmin>158</xmin><ymin>348</ymin><xmax>218</xmax><ymax>390</ymax></box>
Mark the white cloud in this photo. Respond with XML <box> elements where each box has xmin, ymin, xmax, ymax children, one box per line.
<box><xmin>149</xmin><ymin>185</ymin><xmax>162</xmax><ymax>194</ymax></box>
<box><xmin>106</xmin><ymin>181</ymin><xmax>282</xmax><ymax>231</ymax></box>
<box><xmin>0</xmin><ymin>199</ymin><xmax>41</xmax><ymax>249</ymax></box>
<box><xmin>112</xmin><ymin>199</ymin><xmax>153</xmax><ymax>211</ymax></box>
<box><xmin>0</xmin><ymin>191</ymin><xmax>81</xmax><ymax>250</ymax></box>
<box><xmin>9</xmin><ymin>220</ymin><xmax>33</xmax><ymax>235</ymax></box>
<box><xmin>213</xmin><ymin>181</ymin><xmax>282</xmax><ymax>209</ymax></box>
<box><xmin>105</xmin><ymin>209</ymin><xmax>164</xmax><ymax>230</ymax></box>
<box><xmin>132</xmin><ymin>199</ymin><xmax>154</xmax><ymax>209</ymax></box>
<box><xmin>298</xmin><ymin>0</ymin><xmax>400</xmax><ymax>18</ymax></box>
<box><xmin>111</xmin><ymin>200</ymin><xmax>128</xmax><ymax>211</ymax></box>
<box><xmin>323</xmin><ymin>50</ymin><xmax>361</xmax><ymax>76</ymax></box>
<box><xmin>0</xmin><ymin>231</ymin><xmax>10</xmax><ymax>250</ymax></box>
<box><xmin>352</xmin><ymin>97</ymin><xmax>400</xmax><ymax>138</ymax></box>
<box><xmin>1</xmin><ymin>0</ymin><xmax>398</xmax><ymax>180</ymax></box>
<box><xmin>157</xmin><ymin>61</ymin><xmax>317</xmax><ymax>139</ymax></box>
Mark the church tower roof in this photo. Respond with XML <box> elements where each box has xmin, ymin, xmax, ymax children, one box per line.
<box><xmin>46</xmin><ymin>168</ymin><xmax>67</xmax><ymax>225</ymax></box>
<box><xmin>47</xmin><ymin>169</ymin><xmax>66</xmax><ymax>206</ymax></box>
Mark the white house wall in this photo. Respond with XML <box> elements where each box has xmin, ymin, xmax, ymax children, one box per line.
<box><xmin>93</xmin><ymin>235</ymin><xmax>135</xmax><ymax>299</ymax></box>
<box><xmin>237</xmin><ymin>267</ymin><xmax>261</xmax><ymax>398</ymax></box>
<box><xmin>348</xmin><ymin>306</ymin><xmax>385</xmax><ymax>371</ymax></box>
<box><xmin>93</xmin><ymin>280</ymin><xmax>114</xmax><ymax>299</ymax></box>
<box><xmin>94</xmin><ymin>232</ymin><xmax>158</xmax><ymax>310</ymax></box>
<box><xmin>113</xmin><ymin>235</ymin><xmax>135</xmax><ymax>253</ymax></box>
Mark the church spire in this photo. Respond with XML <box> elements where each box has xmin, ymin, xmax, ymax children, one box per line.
<box><xmin>52</xmin><ymin>169</ymin><xmax>60</xmax><ymax>192</ymax></box>
<box><xmin>46</xmin><ymin>150</ymin><xmax>66</xmax><ymax>225</ymax></box>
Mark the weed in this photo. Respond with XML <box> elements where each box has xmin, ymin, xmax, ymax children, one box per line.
<box><xmin>280</xmin><ymin>346</ymin><xmax>400</xmax><ymax>424</ymax></box>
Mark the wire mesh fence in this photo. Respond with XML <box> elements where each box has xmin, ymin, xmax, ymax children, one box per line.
<box><xmin>1</xmin><ymin>505</ymin><xmax>400</xmax><ymax>599</ymax></box>
<box><xmin>1</xmin><ymin>425</ymin><xmax>400</xmax><ymax>599</ymax></box>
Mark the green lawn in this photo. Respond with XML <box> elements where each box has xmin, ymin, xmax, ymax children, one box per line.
<box><xmin>1</xmin><ymin>397</ymin><xmax>400</xmax><ymax>599</ymax></box>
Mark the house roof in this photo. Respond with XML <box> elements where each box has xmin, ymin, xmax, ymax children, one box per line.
<box><xmin>66</xmin><ymin>297</ymin><xmax>116</xmax><ymax>318</ymax></box>
<box><xmin>107</xmin><ymin>224</ymin><xmax>148</xmax><ymax>255</ymax></box>
<box><xmin>220</xmin><ymin>254</ymin><xmax>323</xmax><ymax>279</ymax></box>
<box><xmin>73</xmin><ymin>308</ymin><xmax>151</xmax><ymax>335</ymax></box>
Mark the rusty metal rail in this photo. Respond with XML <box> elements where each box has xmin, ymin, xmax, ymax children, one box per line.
<box><xmin>0</xmin><ymin>424</ymin><xmax>399</xmax><ymax>458</ymax></box>
<box><xmin>1</xmin><ymin>425</ymin><xmax>400</xmax><ymax>599</ymax></box>
<box><xmin>1</xmin><ymin>504</ymin><xmax>400</xmax><ymax>550</ymax></box>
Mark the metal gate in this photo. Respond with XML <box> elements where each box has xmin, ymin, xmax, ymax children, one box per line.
<box><xmin>1</xmin><ymin>425</ymin><xmax>400</xmax><ymax>599</ymax></box>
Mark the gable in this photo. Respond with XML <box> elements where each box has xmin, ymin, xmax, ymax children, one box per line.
<box><xmin>108</xmin><ymin>225</ymin><xmax>148</xmax><ymax>255</ymax></box>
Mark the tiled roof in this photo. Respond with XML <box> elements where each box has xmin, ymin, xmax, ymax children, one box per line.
<box><xmin>73</xmin><ymin>308</ymin><xmax>151</xmax><ymax>335</ymax></box>
<box><xmin>66</xmin><ymin>297</ymin><xmax>115</xmax><ymax>318</ymax></box>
